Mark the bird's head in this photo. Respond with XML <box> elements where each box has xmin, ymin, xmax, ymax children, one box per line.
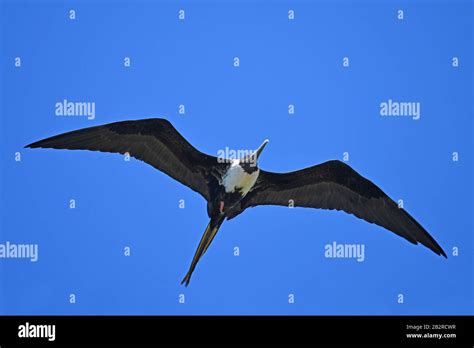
<box><xmin>243</xmin><ymin>139</ymin><xmax>269</xmax><ymax>168</ymax></box>
<box><xmin>255</xmin><ymin>139</ymin><xmax>269</xmax><ymax>158</ymax></box>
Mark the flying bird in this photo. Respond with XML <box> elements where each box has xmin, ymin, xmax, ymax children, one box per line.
<box><xmin>26</xmin><ymin>118</ymin><xmax>447</xmax><ymax>286</ymax></box>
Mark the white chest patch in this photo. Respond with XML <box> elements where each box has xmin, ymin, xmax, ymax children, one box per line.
<box><xmin>222</xmin><ymin>160</ymin><xmax>259</xmax><ymax>195</ymax></box>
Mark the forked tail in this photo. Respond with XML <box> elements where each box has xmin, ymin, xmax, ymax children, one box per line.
<box><xmin>181</xmin><ymin>215</ymin><xmax>225</xmax><ymax>286</ymax></box>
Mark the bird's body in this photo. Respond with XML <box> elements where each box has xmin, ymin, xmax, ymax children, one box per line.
<box><xmin>26</xmin><ymin>118</ymin><xmax>447</xmax><ymax>286</ymax></box>
<box><xmin>222</xmin><ymin>159</ymin><xmax>260</xmax><ymax>195</ymax></box>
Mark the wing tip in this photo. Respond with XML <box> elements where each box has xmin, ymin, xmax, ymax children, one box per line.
<box><xmin>417</xmin><ymin>237</ymin><xmax>447</xmax><ymax>259</ymax></box>
<box><xmin>25</xmin><ymin>139</ymin><xmax>47</xmax><ymax>149</ymax></box>
<box><xmin>426</xmin><ymin>235</ymin><xmax>447</xmax><ymax>259</ymax></box>
<box><xmin>439</xmin><ymin>248</ymin><xmax>448</xmax><ymax>259</ymax></box>
<box><xmin>425</xmin><ymin>241</ymin><xmax>447</xmax><ymax>259</ymax></box>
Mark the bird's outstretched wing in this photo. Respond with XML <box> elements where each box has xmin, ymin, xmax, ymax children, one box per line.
<box><xmin>26</xmin><ymin>118</ymin><xmax>218</xmax><ymax>200</ymax></box>
<box><xmin>229</xmin><ymin>160</ymin><xmax>446</xmax><ymax>257</ymax></box>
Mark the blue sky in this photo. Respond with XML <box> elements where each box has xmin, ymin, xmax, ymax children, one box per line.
<box><xmin>1</xmin><ymin>0</ymin><xmax>472</xmax><ymax>315</ymax></box>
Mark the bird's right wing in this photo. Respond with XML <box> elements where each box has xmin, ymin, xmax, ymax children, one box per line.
<box><xmin>230</xmin><ymin>160</ymin><xmax>446</xmax><ymax>257</ymax></box>
<box><xmin>26</xmin><ymin>118</ymin><xmax>219</xmax><ymax>200</ymax></box>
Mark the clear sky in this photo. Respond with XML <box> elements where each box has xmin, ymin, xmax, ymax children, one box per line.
<box><xmin>1</xmin><ymin>0</ymin><xmax>472</xmax><ymax>315</ymax></box>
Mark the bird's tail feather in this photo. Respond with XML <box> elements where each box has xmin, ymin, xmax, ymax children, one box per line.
<box><xmin>181</xmin><ymin>215</ymin><xmax>225</xmax><ymax>287</ymax></box>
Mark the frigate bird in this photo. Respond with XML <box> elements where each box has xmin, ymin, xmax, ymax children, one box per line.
<box><xmin>26</xmin><ymin>118</ymin><xmax>447</xmax><ymax>286</ymax></box>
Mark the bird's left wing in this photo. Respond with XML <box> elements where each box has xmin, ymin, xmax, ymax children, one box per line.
<box><xmin>229</xmin><ymin>160</ymin><xmax>446</xmax><ymax>257</ymax></box>
<box><xmin>26</xmin><ymin>118</ymin><xmax>219</xmax><ymax>200</ymax></box>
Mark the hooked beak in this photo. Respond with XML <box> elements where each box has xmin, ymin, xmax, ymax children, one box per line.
<box><xmin>255</xmin><ymin>139</ymin><xmax>269</xmax><ymax>159</ymax></box>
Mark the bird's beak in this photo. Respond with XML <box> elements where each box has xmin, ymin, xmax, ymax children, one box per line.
<box><xmin>255</xmin><ymin>139</ymin><xmax>269</xmax><ymax>159</ymax></box>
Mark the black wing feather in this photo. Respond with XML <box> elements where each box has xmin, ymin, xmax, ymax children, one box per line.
<box><xmin>26</xmin><ymin>118</ymin><xmax>218</xmax><ymax>200</ymax></box>
<box><xmin>231</xmin><ymin>160</ymin><xmax>446</xmax><ymax>257</ymax></box>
